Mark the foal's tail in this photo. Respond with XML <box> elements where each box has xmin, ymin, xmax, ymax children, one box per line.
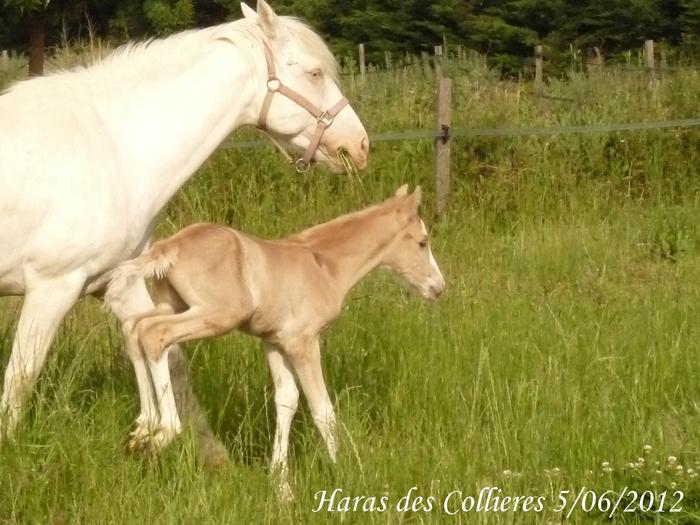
<box><xmin>105</xmin><ymin>243</ymin><xmax>179</xmax><ymax>309</ymax></box>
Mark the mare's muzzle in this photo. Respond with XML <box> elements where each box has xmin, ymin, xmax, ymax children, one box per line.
<box><xmin>257</xmin><ymin>43</ymin><xmax>349</xmax><ymax>173</ymax></box>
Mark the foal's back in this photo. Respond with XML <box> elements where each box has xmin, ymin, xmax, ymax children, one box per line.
<box><xmin>154</xmin><ymin>223</ymin><xmax>337</xmax><ymax>338</ymax></box>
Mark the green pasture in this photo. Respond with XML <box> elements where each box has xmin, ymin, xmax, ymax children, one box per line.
<box><xmin>1</xmin><ymin>56</ymin><xmax>699</xmax><ymax>523</ymax></box>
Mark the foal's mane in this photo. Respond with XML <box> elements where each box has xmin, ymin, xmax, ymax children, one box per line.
<box><xmin>3</xmin><ymin>15</ymin><xmax>338</xmax><ymax>97</ymax></box>
<box><xmin>286</xmin><ymin>197</ymin><xmax>397</xmax><ymax>249</ymax></box>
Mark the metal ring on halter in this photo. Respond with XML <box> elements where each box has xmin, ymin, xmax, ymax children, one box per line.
<box><xmin>294</xmin><ymin>158</ymin><xmax>311</xmax><ymax>173</ymax></box>
<box><xmin>267</xmin><ymin>78</ymin><xmax>281</xmax><ymax>92</ymax></box>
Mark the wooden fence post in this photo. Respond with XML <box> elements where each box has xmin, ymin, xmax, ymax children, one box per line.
<box><xmin>435</xmin><ymin>72</ymin><xmax>452</xmax><ymax>216</ymax></box>
<box><xmin>644</xmin><ymin>39</ymin><xmax>655</xmax><ymax>83</ymax></box>
<box><xmin>534</xmin><ymin>45</ymin><xmax>543</xmax><ymax>93</ymax></box>
<box><xmin>0</xmin><ymin>50</ymin><xmax>8</xmax><ymax>72</ymax></box>
<box><xmin>434</xmin><ymin>45</ymin><xmax>443</xmax><ymax>77</ymax></box>
<box><xmin>358</xmin><ymin>43</ymin><xmax>366</xmax><ymax>81</ymax></box>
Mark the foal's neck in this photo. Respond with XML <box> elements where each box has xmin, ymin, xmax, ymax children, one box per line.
<box><xmin>294</xmin><ymin>203</ymin><xmax>400</xmax><ymax>299</ymax></box>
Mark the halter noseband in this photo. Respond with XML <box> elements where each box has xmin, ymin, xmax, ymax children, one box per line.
<box><xmin>257</xmin><ymin>42</ymin><xmax>349</xmax><ymax>173</ymax></box>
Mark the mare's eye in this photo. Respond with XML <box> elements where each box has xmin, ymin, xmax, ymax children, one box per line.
<box><xmin>309</xmin><ymin>68</ymin><xmax>323</xmax><ymax>79</ymax></box>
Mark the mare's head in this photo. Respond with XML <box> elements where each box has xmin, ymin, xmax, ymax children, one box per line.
<box><xmin>382</xmin><ymin>185</ymin><xmax>445</xmax><ymax>300</ymax></box>
<box><xmin>241</xmin><ymin>0</ymin><xmax>369</xmax><ymax>173</ymax></box>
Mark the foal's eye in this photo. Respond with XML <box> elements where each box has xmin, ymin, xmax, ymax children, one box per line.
<box><xmin>419</xmin><ymin>239</ymin><xmax>428</xmax><ymax>249</ymax></box>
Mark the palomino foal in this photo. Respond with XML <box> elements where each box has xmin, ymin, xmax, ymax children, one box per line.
<box><xmin>107</xmin><ymin>185</ymin><xmax>444</xmax><ymax>496</ymax></box>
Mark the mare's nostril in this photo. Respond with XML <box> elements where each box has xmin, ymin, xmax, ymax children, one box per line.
<box><xmin>360</xmin><ymin>136</ymin><xmax>369</xmax><ymax>155</ymax></box>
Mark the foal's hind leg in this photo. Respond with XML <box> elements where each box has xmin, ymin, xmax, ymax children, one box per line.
<box><xmin>106</xmin><ymin>277</ymin><xmax>174</xmax><ymax>443</ymax></box>
<box><xmin>132</xmin><ymin>307</ymin><xmax>245</xmax><ymax>451</ymax></box>
<box><xmin>152</xmin><ymin>278</ymin><xmax>231</xmax><ymax>465</ymax></box>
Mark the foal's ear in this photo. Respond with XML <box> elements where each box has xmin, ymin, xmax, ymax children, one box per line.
<box><xmin>240</xmin><ymin>2</ymin><xmax>257</xmax><ymax>20</ymax></box>
<box><xmin>395</xmin><ymin>184</ymin><xmax>409</xmax><ymax>197</ymax></box>
<box><xmin>256</xmin><ymin>0</ymin><xmax>280</xmax><ymax>40</ymax></box>
<box><xmin>413</xmin><ymin>186</ymin><xmax>422</xmax><ymax>207</ymax></box>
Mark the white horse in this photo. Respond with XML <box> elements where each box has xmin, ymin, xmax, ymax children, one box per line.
<box><xmin>0</xmin><ymin>0</ymin><xmax>369</xmax><ymax>457</ymax></box>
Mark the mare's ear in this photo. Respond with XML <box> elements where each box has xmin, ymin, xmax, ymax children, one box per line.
<box><xmin>240</xmin><ymin>2</ymin><xmax>257</xmax><ymax>20</ymax></box>
<box><xmin>256</xmin><ymin>0</ymin><xmax>280</xmax><ymax>40</ymax></box>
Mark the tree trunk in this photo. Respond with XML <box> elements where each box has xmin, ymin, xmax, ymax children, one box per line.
<box><xmin>28</xmin><ymin>11</ymin><xmax>45</xmax><ymax>77</ymax></box>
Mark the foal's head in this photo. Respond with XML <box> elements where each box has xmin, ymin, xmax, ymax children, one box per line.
<box><xmin>382</xmin><ymin>185</ymin><xmax>445</xmax><ymax>300</ymax></box>
<box><xmin>241</xmin><ymin>0</ymin><xmax>369</xmax><ymax>173</ymax></box>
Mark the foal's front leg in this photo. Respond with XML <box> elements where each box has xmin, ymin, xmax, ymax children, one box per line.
<box><xmin>264</xmin><ymin>341</ymin><xmax>299</xmax><ymax>501</ymax></box>
<box><xmin>288</xmin><ymin>337</ymin><xmax>338</xmax><ymax>462</ymax></box>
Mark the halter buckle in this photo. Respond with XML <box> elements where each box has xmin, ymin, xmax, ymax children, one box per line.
<box><xmin>266</xmin><ymin>78</ymin><xmax>281</xmax><ymax>92</ymax></box>
<box><xmin>317</xmin><ymin>111</ymin><xmax>334</xmax><ymax>127</ymax></box>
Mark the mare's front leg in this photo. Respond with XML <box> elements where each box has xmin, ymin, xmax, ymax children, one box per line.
<box><xmin>264</xmin><ymin>341</ymin><xmax>299</xmax><ymax>501</ymax></box>
<box><xmin>287</xmin><ymin>337</ymin><xmax>338</xmax><ymax>462</ymax></box>
<box><xmin>1</xmin><ymin>273</ymin><xmax>85</xmax><ymax>438</ymax></box>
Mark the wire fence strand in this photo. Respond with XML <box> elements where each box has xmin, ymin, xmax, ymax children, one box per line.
<box><xmin>219</xmin><ymin>118</ymin><xmax>700</xmax><ymax>151</ymax></box>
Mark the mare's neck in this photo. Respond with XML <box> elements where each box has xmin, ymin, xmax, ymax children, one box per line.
<box><xmin>94</xmin><ymin>26</ymin><xmax>265</xmax><ymax>221</ymax></box>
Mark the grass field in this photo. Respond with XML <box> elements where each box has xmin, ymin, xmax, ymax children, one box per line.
<box><xmin>1</xmin><ymin>55</ymin><xmax>700</xmax><ymax>523</ymax></box>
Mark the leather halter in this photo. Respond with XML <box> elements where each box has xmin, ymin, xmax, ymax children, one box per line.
<box><xmin>257</xmin><ymin>42</ymin><xmax>349</xmax><ymax>172</ymax></box>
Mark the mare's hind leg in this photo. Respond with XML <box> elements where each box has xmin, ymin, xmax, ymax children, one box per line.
<box><xmin>132</xmin><ymin>307</ymin><xmax>245</xmax><ymax>451</ymax></box>
<box><xmin>1</xmin><ymin>273</ymin><xmax>84</xmax><ymax>438</ymax></box>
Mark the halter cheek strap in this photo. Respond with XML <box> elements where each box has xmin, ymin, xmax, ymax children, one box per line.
<box><xmin>257</xmin><ymin>42</ymin><xmax>349</xmax><ymax>173</ymax></box>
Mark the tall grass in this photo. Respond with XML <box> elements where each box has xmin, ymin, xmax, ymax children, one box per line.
<box><xmin>0</xmin><ymin>50</ymin><xmax>699</xmax><ymax>523</ymax></box>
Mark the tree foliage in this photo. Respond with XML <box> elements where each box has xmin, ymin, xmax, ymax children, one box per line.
<box><xmin>1</xmin><ymin>0</ymin><xmax>698</xmax><ymax>72</ymax></box>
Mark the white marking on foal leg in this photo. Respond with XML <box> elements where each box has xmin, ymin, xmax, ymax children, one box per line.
<box><xmin>147</xmin><ymin>349</ymin><xmax>182</xmax><ymax>448</ymax></box>
<box><xmin>1</xmin><ymin>274</ymin><xmax>84</xmax><ymax>438</ymax></box>
<box><xmin>289</xmin><ymin>339</ymin><xmax>338</xmax><ymax>463</ymax></box>
<box><xmin>264</xmin><ymin>342</ymin><xmax>299</xmax><ymax>501</ymax></box>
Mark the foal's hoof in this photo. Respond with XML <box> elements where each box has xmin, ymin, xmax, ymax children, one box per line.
<box><xmin>277</xmin><ymin>481</ymin><xmax>295</xmax><ymax>503</ymax></box>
